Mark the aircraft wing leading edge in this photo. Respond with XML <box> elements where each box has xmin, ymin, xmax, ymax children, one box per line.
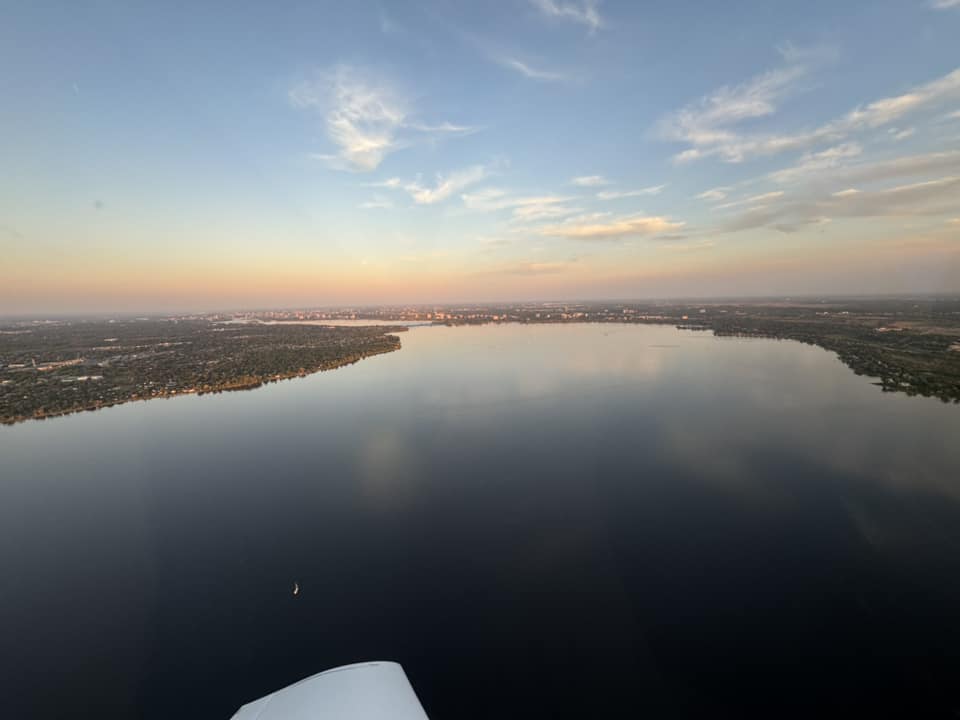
<box><xmin>231</xmin><ymin>661</ymin><xmax>429</xmax><ymax>719</ymax></box>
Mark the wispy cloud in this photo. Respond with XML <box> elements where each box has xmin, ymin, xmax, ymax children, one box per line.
<box><xmin>709</xmin><ymin>152</ymin><xmax>960</xmax><ymax>232</ymax></box>
<box><xmin>529</xmin><ymin>0</ymin><xmax>602</xmax><ymax>32</ymax></box>
<box><xmin>366</xmin><ymin>177</ymin><xmax>403</xmax><ymax>189</ymax></box>
<box><xmin>714</xmin><ymin>191</ymin><xmax>785</xmax><ymax>210</ymax></box>
<box><xmin>381</xmin><ymin>165</ymin><xmax>490</xmax><ymax>205</ymax></box>
<box><xmin>406</xmin><ymin>121</ymin><xmax>478</xmax><ymax>135</ymax></box>
<box><xmin>290</xmin><ymin>66</ymin><xmax>477</xmax><ymax>172</ymax></box>
<box><xmin>662</xmin><ymin>58</ymin><xmax>960</xmax><ymax>165</ymax></box>
<box><xmin>832</xmin><ymin>68</ymin><xmax>960</xmax><ymax>132</ymax></box>
<box><xmin>696</xmin><ymin>187</ymin><xmax>731</xmax><ymax>202</ymax></box>
<box><xmin>889</xmin><ymin>127</ymin><xmax>915</xmax><ymax>141</ymax></box>
<box><xmin>597</xmin><ymin>185</ymin><xmax>665</xmax><ymax>200</ymax></box>
<box><xmin>571</xmin><ymin>175</ymin><xmax>609</xmax><ymax>186</ymax></box>
<box><xmin>782</xmin><ymin>149</ymin><xmax>960</xmax><ymax>189</ymax></box>
<box><xmin>500</xmin><ymin>57</ymin><xmax>565</xmax><ymax>82</ymax></box>
<box><xmin>717</xmin><ymin>176</ymin><xmax>960</xmax><ymax>234</ymax></box>
<box><xmin>830</xmin><ymin>175</ymin><xmax>958</xmax><ymax>214</ymax></box>
<box><xmin>461</xmin><ymin>188</ymin><xmax>579</xmax><ymax>223</ymax></box>
<box><xmin>540</xmin><ymin>213</ymin><xmax>684</xmax><ymax>240</ymax></box>
<box><xmin>512</xmin><ymin>200</ymin><xmax>582</xmax><ymax>222</ymax></box>
<box><xmin>467</xmin><ymin>188</ymin><xmax>585</xmax><ymax>224</ymax></box>
<box><xmin>661</xmin><ymin>59</ymin><xmax>809</xmax><ymax>163</ymax></box>
<box><xmin>460</xmin><ymin>187</ymin><xmax>514</xmax><ymax>211</ymax></box>
<box><xmin>931</xmin><ymin>0</ymin><xmax>960</xmax><ymax>9</ymax></box>
<box><xmin>291</xmin><ymin>66</ymin><xmax>406</xmax><ymax>171</ymax></box>
<box><xmin>768</xmin><ymin>143</ymin><xmax>862</xmax><ymax>184</ymax></box>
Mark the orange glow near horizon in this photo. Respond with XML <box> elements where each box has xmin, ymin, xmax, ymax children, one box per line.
<box><xmin>4</xmin><ymin>226</ymin><xmax>958</xmax><ymax>314</ymax></box>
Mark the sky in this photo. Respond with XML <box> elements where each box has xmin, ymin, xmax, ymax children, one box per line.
<box><xmin>1</xmin><ymin>0</ymin><xmax>959</xmax><ymax>313</ymax></box>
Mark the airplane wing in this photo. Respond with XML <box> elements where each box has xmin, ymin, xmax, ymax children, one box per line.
<box><xmin>231</xmin><ymin>661</ymin><xmax>429</xmax><ymax>719</ymax></box>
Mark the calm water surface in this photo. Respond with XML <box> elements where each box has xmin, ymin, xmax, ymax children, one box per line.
<box><xmin>3</xmin><ymin>324</ymin><xmax>960</xmax><ymax>718</ymax></box>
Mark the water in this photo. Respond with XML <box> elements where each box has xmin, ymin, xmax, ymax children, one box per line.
<box><xmin>3</xmin><ymin>324</ymin><xmax>960</xmax><ymax>718</ymax></box>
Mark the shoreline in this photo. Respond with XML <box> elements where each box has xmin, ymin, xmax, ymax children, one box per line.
<box><xmin>0</xmin><ymin>343</ymin><xmax>401</xmax><ymax>427</ymax></box>
<box><xmin>436</xmin><ymin>317</ymin><xmax>960</xmax><ymax>404</ymax></box>
<box><xmin>4</xmin><ymin>309</ymin><xmax>959</xmax><ymax>425</ymax></box>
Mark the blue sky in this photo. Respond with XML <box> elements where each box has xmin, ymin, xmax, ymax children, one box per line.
<box><xmin>1</xmin><ymin>1</ymin><xmax>959</xmax><ymax>312</ymax></box>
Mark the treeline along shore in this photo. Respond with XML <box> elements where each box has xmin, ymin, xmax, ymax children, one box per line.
<box><xmin>0</xmin><ymin>320</ymin><xmax>404</xmax><ymax>425</ymax></box>
<box><xmin>3</xmin><ymin>297</ymin><xmax>959</xmax><ymax>425</ymax></box>
<box><xmin>423</xmin><ymin>297</ymin><xmax>960</xmax><ymax>404</ymax></box>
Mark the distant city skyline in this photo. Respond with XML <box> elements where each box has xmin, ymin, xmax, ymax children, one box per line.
<box><xmin>2</xmin><ymin>1</ymin><xmax>959</xmax><ymax>313</ymax></box>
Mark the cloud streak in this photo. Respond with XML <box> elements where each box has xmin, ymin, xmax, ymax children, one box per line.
<box><xmin>717</xmin><ymin>175</ymin><xmax>960</xmax><ymax>234</ymax></box>
<box><xmin>715</xmin><ymin>191</ymin><xmax>785</xmax><ymax>210</ymax></box>
<box><xmin>529</xmin><ymin>0</ymin><xmax>602</xmax><ymax>32</ymax></box>
<box><xmin>377</xmin><ymin>165</ymin><xmax>490</xmax><ymax>205</ymax></box>
<box><xmin>461</xmin><ymin>188</ymin><xmax>579</xmax><ymax>222</ymax></box>
<box><xmin>768</xmin><ymin>143</ymin><xmax>862</xmax><ymax>184</ymax></box>
<box><xmin>291</xmin><ymin>66</ymin><xmax>477</xmax><ymax>171</ymax></box>
<box><xmin>291</xmin><ymin>67</ymin><xmax>406</xmax><ymax>171</ymax></box>
<box><xmin>406</xmin><ymin>165</ymin><xmax>489</xmax><ymax>205</ymax></box>
<box><xmin>780</xmin><ymin>149</ymin><xmax>960</xmax><ymax>188</ymax></box>
<box><xmin>500</xmin><ymin>57</ymin><xmax>565</xmax><ymax>82</ymax></box>
<box><xmin>540</xmin><ymin>213</ymin><xmax>684</xmax><ymax>240</ymax></box>
<box><xmin>571</xmin><ymin>175</ymin><xmax>609</xmax><ymax>186</ymax></box>
<box><xmin>889</xmin><ymin>127</ymin><xmax>915</xmax><ymax>141</ymax></box>
<box><xmin>663</xmin><ymin>59</ymin><xmax>960</xmax><ymax>165</ymax></box>
<box><xmin>661</xmin><ymin>60</ymin><xmax>809</xmax><ymax>163</ymax></box>
<box><xmin>696</xmin><ymin>187</ymin><xmax>730</xmax><ymax>201</ymax></box>
<box><xmin>597</xmin><ymin>185</ymin><xmax>665</xmax><ymax>200</ymax></box>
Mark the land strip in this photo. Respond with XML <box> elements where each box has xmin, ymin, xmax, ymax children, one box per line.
<box><xmin>0</xmin><ymin>320</ymin><xmax>403</xmax><ymax>425</ymax></box>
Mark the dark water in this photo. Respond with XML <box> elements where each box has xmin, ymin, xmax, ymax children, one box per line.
<box><xmin>3</xmin><ymin>324</ymin><xmax>960</xmax><ymax>718</ymax></box>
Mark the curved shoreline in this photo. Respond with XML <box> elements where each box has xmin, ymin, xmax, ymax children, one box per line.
<box><xmin>4</xmin><ymin>308</ymin><xmax>959</xmax><ymax>426</ymax></box>
<box><xmin>0</xmin><ymin>343</ymin><xmax>401</xmax><ymax>427</ymax></box>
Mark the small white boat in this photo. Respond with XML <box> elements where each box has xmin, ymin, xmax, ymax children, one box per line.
<box><xmin>292</xmin><ymin>581</ymin><xmax>299</xmax><ymax>596</ymax></box>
